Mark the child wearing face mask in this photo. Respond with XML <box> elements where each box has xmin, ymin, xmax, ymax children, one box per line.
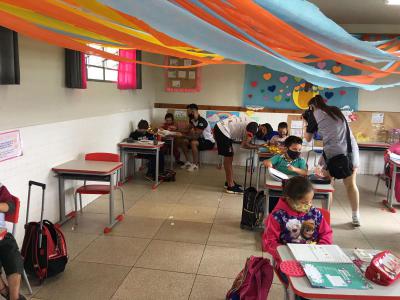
<box><xmin>264</xmin><ymin>136</ymin><xmax>308</xmax><ymax>176</ymax></box>
<box><xmin>262</xmin><ymin>176</ymin><xmax>333</xmax><ymax>299</ymax></box>
<box><xmin>269</xmin><ymin>122</ymin><xmax>288</xmax><ymax>146</ymax></box>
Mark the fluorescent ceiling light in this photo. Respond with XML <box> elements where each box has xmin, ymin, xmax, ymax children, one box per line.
<box><xmin>386</xmin><ymin>0</ymin><xmax>400</xmax><ymax>5</ymax></box>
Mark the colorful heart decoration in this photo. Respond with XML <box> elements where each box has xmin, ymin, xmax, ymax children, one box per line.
<box><xmin>286</xmin><ymin>92</ymin><xmax>291</xmax><ymax>97</ymax></box>
<box><xmin>324</xmin><ymin>91</ymin><xmax>334</xmax><ymax>99</ymax></box>
<box><xmin>294</xmin><ymin>77</ymin><xmax>302</xmax><ymax>82</ymax></box>
<box><xmin>274</xmin><ymin>95</ymin><xmax>282</xmax><ymax>102</ymax></box>
<box><xmin>279</xmin><ymin>76</ymin><xmax>288</xmax><ymax>84</ymax></box>
<box><xmin>339</xmin><ymin>90</ymin><xmax>347</xmax><ymax>96</ymax></box>
<box><xmin>250</xmin><ymin>81</ymin><xmax>258</xmax><ymax>87</ymax></box>
<box><xmin>248</xmin><ymin>94</ymin><xmax>253</xmax><ymax>99</ymax></box>
<box><xmin>285</xmin><ymin>97</ymin><xmax>291</xmax><ymax>102</ymax></box>
<box><xmin>279</xmin><ymin>89</ymin><xmax>284</xmax><ymax>93</ymax></box>
<box><xmin>263</xmin><ymin>73</ymin><xmax>272</xmax><ymax>80</ymax></box>
<box><xmin>268</xmin><ymin>85</ymin><xmax>276</xmax><ymax>92</ymax></box>
<box><xmin>332</xmin><ymin>66</ymin><xmax>342</xmax><ymax>74</ymax></box>
<box><xmin>317</xmin><ymin>62</ymin><xmax>326</xmax><ymax>69</ymax></box>
<box><xmin>260</xmin><ymin>89</ymin><xmax>265</xmax><ymax>93</ymax></box>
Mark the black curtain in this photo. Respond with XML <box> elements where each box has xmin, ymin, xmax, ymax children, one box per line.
<box><xmin>65</xmin><ymin>49</ymin><xmax>86</xmax><ymax>89</ymax></box>
<box><xmin>0</xmin><ymin>26</ymin><xmax>20</xmax><ymax>85</ymax></box>
<box><xmin>136</xmin><ymin>50</ymin><xmax>142</xmax><ymax>89</ymax></box>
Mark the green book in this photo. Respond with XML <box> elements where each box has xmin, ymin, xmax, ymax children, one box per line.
<box><xmin>300</xmin><ymin>261</ymin><xmax>371</xmax><ymax>290</ymax></box>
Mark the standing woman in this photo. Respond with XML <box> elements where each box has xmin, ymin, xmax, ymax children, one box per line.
<box><xmin>303</xmin><ymin>95</ymin><xmax>361</xmax><ymax>227</ymax></box>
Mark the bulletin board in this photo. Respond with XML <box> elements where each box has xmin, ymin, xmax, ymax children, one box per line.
<box><xmin>287</xmin><ymin>115</ymin><xmax>305</xmax><ymax>137</ymax></box>
<box><xmin>349</xmin><ymin>111</ymin><xmax>400</xmax><ymax>142</ymax></box>
<box><xmin>165</xmin><ymin>56</ymin><xmax>201</xmax><ymax>92</ymax></box>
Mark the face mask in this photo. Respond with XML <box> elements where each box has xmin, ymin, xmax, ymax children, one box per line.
<box><xmin>287</xmin><ymin>198</ymin><xmax>312</xmax><ymax>213</ymax></box>
<box><xmin>287</xmin><ymin>149</ymin><xmax>301</xmax><ymax>160</ymax></box>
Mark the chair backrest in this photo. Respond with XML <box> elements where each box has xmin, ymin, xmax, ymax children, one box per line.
<box><xmin>85</xmin><ymin>152</ymin><xmax>120</xmax><ymax>162</ymax></box>
<box><xmin>319</xmin><ymin>207</ymin><xmax>331</xmax><ymax>225</ymax></box>
<box><xmin>5</xmin><ymin>195</ymin><xmax>20</xmax><ymax>224</ymax></box>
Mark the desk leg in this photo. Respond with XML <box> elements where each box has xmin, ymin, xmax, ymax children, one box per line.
<box><xmin>104</xmin><ymin>173</ymin><xmax>123</xmax><ymax>233</ymax></box>
<box><xmin>256</xmin><ymin>155</ymin><xmax>260</xmax><ymax>190</ymax></box>
<box><xmin>57</xmin><ymin>176</ymin><xmax>73</xmax><ymax>225</ymax></box>
<box><xmin>384</xmin><ymin>163</ymin><xmax>397</xmax><ymax>213</ymax></box>
<box><xmin>153</xmin><ymin>148</ymin><xmax>160</xmax><ymax>189</ymax></box>
<box><xmin>170</xmin><ymin>138</ymin><xmax>174</xmax><ymax>170</ymax></box>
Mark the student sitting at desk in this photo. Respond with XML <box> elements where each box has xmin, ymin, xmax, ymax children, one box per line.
<box><xmin>161</xmin><ymin>113</ymin><xmax>182</xmax><ymax>165</ymax></box>
<box><xmin>129</xmin><ymin>120</ymin><xmax>165</xmax><ymax>181</ymax></box>
<box><xmin>264</xmin><ymin>136</ymin><xmax>308</xmax><ymax>176</ymax></box>
<box><xmin>0</xmin><ymin>183</ymin><xmax>26</xmax><ymax>300</ymax></box>
<box><xmin>269</xmin><ymin>122</ymin><xmax>288</xmax><ymax>146</ymax></box>
<box><xmin>263</xmin><ymin>177</ymin><xmax>333</xmax><ymax>298</ymax></box>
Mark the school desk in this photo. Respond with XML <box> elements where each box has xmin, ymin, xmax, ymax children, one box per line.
<box><xmin>52</xmin><ymin>159</ymin><xmax>123</xmax><ymax>231</ymax></box>
<box><xmin>358</xmin><ymin>142</ymin><xmax>390</xmax><ymax>152</ymax></box>
<box><xmin>118</xmin><ymin>141</ymin><xmax>165</xmax><ymax>189</ymax></box>
<box><xmin>255</xmin><ymin>150</ymin><xmax>275</xmax><ymax>190</ymax></box>
<box><xmin>277</xmin><ymin>245</ymin><xmax>400</xmax><ymax>299</ymax></box>
<box><xmin>383</xmin><ymin>156</ymin><xmax>400</xmax><ymax>213</ymax></box>
<box><xmin>265</xmin><ymin>177</ymin><xmax>334</xmax><ymax>215</ymax></box>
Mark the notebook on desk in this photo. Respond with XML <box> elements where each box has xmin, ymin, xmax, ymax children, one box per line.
<box><xmin>288</xmin><ymin>244</ymin><xmax>371</xmax><ymax>290</ymax></box>
<box><xmin>268</xmin><ymin>168</ymin><xmax>289</xmax><ymax>182</ymax></box>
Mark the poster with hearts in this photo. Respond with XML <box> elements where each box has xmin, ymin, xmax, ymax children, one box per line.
<box><xmin>243</xmin><ymin>61</ymin><xmax>359</xmax><ymax>110</ymax></box>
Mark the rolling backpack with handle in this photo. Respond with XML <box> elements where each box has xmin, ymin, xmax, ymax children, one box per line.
<box><xmin>240</xmin><ymin>150</ymin><xmax>266</xmax><ymax>231</ymax></box>
<box><xmin>21</xmin><ymin>181</ymin><xmax>68</xmax><ymax>283</ymax></box>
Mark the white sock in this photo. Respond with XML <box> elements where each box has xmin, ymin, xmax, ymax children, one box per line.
<box><xmin>352</xmin><ymin>211</ymin><xmax>360</xmax><ymax>219</ymax></box>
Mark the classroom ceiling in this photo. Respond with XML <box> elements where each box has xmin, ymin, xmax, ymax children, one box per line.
<box><xmin>309</xmin><ymin>0</ymin><xmax>400</xmax><ymax>24</ymax></box>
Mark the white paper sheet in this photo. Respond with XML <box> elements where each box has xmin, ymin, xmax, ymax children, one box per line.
<box><xmin>288</xmin><ymin>244</ymin><xmax>352</xmax><ymax>263</ymax></box>
<box><xmin>371</xmin><ymin>112</ymin><xmax>384</xmax><ymax>124</ymax></box>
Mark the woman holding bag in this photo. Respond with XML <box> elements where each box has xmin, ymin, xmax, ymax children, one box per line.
<box><xmin>303</xmin><ymin>95</ymin><xmax>361</xmax><ymax>227</ymax></box>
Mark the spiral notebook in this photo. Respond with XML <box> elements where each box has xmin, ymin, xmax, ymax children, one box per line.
<box><xmin>288</xmin><ymin>244</ymin><xmax>371</xmax><ymax>290</ymax></box>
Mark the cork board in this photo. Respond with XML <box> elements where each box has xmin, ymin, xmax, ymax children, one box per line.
<box><xmin>349</xmin><ymin>111</ymin><xmax>400</xmax><ymax>142</ymax></box>
<box><xmin>165</xmin><ymin>56</ymin><xmax>201</xmax><ymax>92</ymax></box>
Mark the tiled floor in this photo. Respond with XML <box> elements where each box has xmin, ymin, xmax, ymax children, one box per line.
<box><xmin>25</xmin><ymin>165</ymin><xmax>400</xmax><ymax>299</ymax></box>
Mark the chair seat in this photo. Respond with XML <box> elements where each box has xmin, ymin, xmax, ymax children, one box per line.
<box><xmin>76</xmin><ymin>184</ymin><xmax>114</xmax><ymax>195</ymax></box>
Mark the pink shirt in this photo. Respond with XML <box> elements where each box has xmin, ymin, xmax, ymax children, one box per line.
<box><xmin>262</xmin><ymin>198</ymin><xmax>333</xmax><ymax>266</ymax></box>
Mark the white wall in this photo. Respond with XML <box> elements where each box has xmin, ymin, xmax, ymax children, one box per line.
<box><xmin>0</xmin><ymin>36</ymin><xmax>156</xmax><ymax>243</ymax></box>
<box><xmin>0</xmin><ymin>36</ymin><xmax>156</xmax><ymax>130</ymax></box>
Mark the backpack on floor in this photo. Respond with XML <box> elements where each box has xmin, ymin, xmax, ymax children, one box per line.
<box><xmin>240</xmin><ymin>152</ymin><xmax>265</xmax><ymax>231</ymax></box>
<box><xmin>21</xmin><ymin>181</ymin><xmax>68</xmax><ymax>283</ymax></box>
<box><xmin>226</xmin><ymin>256</ymin><xmax>274</xmax><ymax>300</ymax></box>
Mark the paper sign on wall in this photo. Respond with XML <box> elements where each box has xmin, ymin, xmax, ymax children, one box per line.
<box><xmin>0</xmin><ymin>130</ymin><xmax>23</xmax><ymax>162</ymax></box>
<box><xmin>371</xmin><ymin>112</ymin><xmax>384</xmax><ymax>124</ymax></box>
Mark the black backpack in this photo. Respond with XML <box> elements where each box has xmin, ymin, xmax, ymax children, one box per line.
<box><xmin>240</xmin><ymin>151</ymin><xmax>265</xmax><ymax>231</ymax></box>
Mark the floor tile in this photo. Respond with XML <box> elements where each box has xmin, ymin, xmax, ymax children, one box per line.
<box><xmin>208</xmin><ymin>222</ymin><xmax>262</xmax><ymax>251</ymax></box>
<box><xmin>189</xmin><ymin>275</ymin><xmax>233</xmax><ymax>300</ymax></box>
<box><xmin>135</xmin><ymin>240</ymin><xmax>204</xmax><ymax>273</ymax></box>
<box><xmin>214</xmin><ymin>207</ymin><xmax>242</xmax><ymax>224</ymax></box>
<box><xmin>219</xmin><ymin>194</ymin><xmax>243</xmax><ymax>210</ymax></box>
<box><xmin>268</xmin><ymin>283</ymin><xmax>285</xmax><ymax>300</ymax></box>
<box><xmin>35</xmin><ymin>261</ymin><xmax>130</xmax><ymax>300</ymax></box>
<box><xmin>112</xmin><ymin>268</ymin><xmax>195</xmax><ymax>300</ymax></box>
<box><xmin>76</xmin><ymin>236</ymin><xmax>150</xmax><ymax>266</ymax></box>
<box><xmin>62</xmin><ymin>231</ymin><xmax>98</xmax><ymax>260</ymax></box>
<box><xmin>61</xmin><ymin>212</ymin><xmax>112</xmax><ymax>235</ymax></box>
<box><xmin>198</xmin><ymin>245</ymin><xmax>261</xmax><ymax>278</ymax></box>
<box><xmin>154</xmin><ymin>220</ymin><xmax>212</xmax><ymax>244</ymax></box>
<box><xmin>126</xmin><ymin>201</ymin><xmax>176</xmax><ymax>219</ymax></box>
<box><xmin>109</xmin><ymin>215</ymin><xmax>164</xmax><ymax>239</ymax></box>
<box><xmin>83</xmin><ymin>193</ymin><xmax>137</xmax><ymax>215</ymax></box>
<box><xmin>170</xmin><ymin>204</ymin><xmax>217</xmax><ymax>223</ymax></box>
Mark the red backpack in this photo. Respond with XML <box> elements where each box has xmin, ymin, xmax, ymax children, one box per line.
<box><xmin>226</xmin><ymin>256</ymin><xmax>274</xmax><ymax>300</ymax></box>
<box><xmin>21</xmin><ymin>181</ymin><xmax>68</xmax><ymax>283</ymax></box>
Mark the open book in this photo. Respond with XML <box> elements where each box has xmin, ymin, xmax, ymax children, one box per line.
<box><xmin>288</xmin><ymin>244</ymin><xmax>371</xmax><ymax>290</ymax></box>
<box><xmin>268</xmin><ymin>168</ymin><xmax>289</xmax><ymax>182</ymax></box>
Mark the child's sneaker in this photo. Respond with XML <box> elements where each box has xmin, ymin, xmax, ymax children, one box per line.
<box><xmin>226</xmin><ymin>185</ymin><xmax>244</xmax><ymax>194</ymax></box>
<box><xmin>224</xmin><ymin>181</ymin><xmax>240</xmax><ymax>188</ymax></box>
<box><xmin>181</xmin><ymin>161</ymin><xmax>192</xmax><ymax>169</ymax></box>
<box><xmin>352</xmin><ymin>215</ymin><xmax>361</xmax><ymax>227</ymax></box>
<box><xmin>187</xmin><ymin>163</ymin><xmax>199</xmax><ymax>172</ymax></box>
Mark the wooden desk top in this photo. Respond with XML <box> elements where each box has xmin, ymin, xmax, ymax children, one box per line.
<box><xmin>52</xmin><ymin>160</ymin><xmax>122</xmax><ymax>175</ymax></box>
<box><xmin>266</xmin><ymin>178</ymin><xmax>334</xmax><ymax>193</ymax></box>
<box><xmin>358</xmin><ymin>142</ymin><xmax>390</xmax><ymax>149</ymax></box>
<box><xmin>118</xmin><ymin>141</ymin><xmax>165</xmax><ymax>149</ymax></box>
<box><xmin>277</xmin><ymin>245</ymin><xmax>400</xmax><ymax>299</ymax></box>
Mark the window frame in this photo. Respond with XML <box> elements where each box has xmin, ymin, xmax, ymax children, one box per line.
<box><xmin>85</xmin><ymin>46</ymin><xmax>119</xmax><ymax>83</ymax></box>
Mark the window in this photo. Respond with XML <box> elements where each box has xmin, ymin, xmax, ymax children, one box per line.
<box><xmin>86</xmin><ymin>45</ymin><xmax>119</xmax><ymax>82</ymax></box>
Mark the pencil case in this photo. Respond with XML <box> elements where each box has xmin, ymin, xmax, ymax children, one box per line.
<box><xmin>365</xmin><ymin>250</ymin><xmax>400</xmax><ymax>286</ymax></box>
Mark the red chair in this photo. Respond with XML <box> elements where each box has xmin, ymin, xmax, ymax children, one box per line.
<box><xmin>74</xmin><ymin>153</ymin><xmax>125</xmax><ymax>224</ymax></box>
<box><xmin>320</xmin><ymin>207</ymin><xmax>331</xmax><ymax>225</ymax></box>
<box><xmin>4</xmin><ymin>196</ymin><xmax>33</xmax><ymax>295</ymax></box>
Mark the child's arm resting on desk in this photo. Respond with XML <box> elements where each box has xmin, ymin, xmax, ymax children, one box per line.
<box><xmin>317</xmin><ymin>216</ymin><xmax>333</xmax><ymax>245</ymax></box>
<box><xmin>262</xmin><ymin>214</ymin><xmax>282</xmax><ymax>262</ymax></box>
